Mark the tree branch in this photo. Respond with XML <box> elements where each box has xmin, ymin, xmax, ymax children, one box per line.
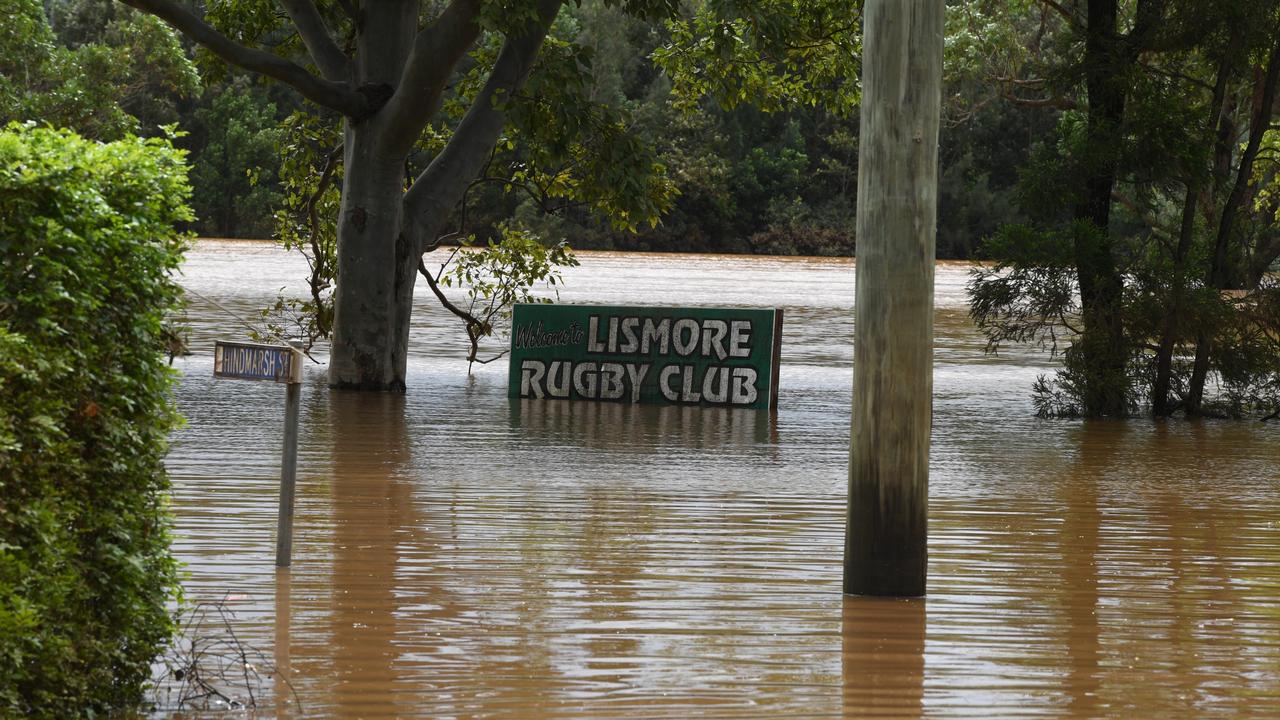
<box><xmin>119</xmin><ymin>0</ymin><xmax>373</xmax><ymax>117</ymax></box>
<box><xmin>1039</xmin><ymin>0</ymin><xmax>1082</xmax><ymax>28</ymax></box>
<box><xmin>417</xmin><ymin>258</ymin><xmax>488</xmax><ymax>364</ymax></box>
<box><xmin>278</xmin><ymin>0</ymin><xmax>351</xmax><ymax>81</ymax></box>
<box><xmin>381</xmin><ymin>0</ymin><xmax>485</xmax><ymax>154</ymax></box>
<box><xmin>401</xmin><ymin>0</ymin><xmax>563</xmax><ymax>250</ymax></box>
<box><xmin>1124</xmin><ymin>0</ymin><xmax>1168</xmax><ymax>59</ymax></box>
<box><xmin>336</xmin><ymin>0</ymin><xmax>359</xmax><ymax>25</ymax></box>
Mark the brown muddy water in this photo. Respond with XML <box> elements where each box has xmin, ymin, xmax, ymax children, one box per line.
<box><xmin>163</xmin><ymin>239</ymin><xmax>1280</xmax><ymax>718</ymax></box>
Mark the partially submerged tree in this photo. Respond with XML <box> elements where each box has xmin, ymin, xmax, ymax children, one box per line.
<box><xmin>120</xmin><ymin>0</ymin><xmax>859</xmax><ymax>392</ymax></box>
<box><xmin>963</xmin><ymin>0</ymin><xmax>1280</xmax><ymax>419</ymax></box>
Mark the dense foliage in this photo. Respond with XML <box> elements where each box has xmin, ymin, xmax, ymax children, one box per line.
<box><xmin>0</xmin><ymin>124</ymin><xmax>190</xmax><ymax>715</ymax></box>
<box><xmin>964</xmin><ymin>0</ymin><xmax>1280</xmax><ymax>419</ymax></box>
<box><xmin>0</xmin><ymin>0</ymin><xmax>197</xmax><ymax>141</ymax></box>
<box><xmin>4</xmin><ymin>1</ymin><xmax>1033</xmax><ymax>257</ymax></box>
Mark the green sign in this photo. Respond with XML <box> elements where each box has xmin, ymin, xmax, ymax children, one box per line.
<box><xmin>508</xmin><ymin>304</ymin><xmax>782</xmax><ymax>409</ymax></box>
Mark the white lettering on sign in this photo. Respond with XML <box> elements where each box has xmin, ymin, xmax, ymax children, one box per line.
<box><xmin>511</xmin><ymin>306</ymin><xmax>779</xmax><ymax>409</ymax></box>
<box><xmin>587</xmin><ymin>315</ymin><xmax>757</xmax><ymax>360</ymax></box>
<box><xmin>521</xmin><ymin>359</ymin><xmax>759</xmax><ymax>406</ymax></box>
<box><xmin>214</xmin><ymin>341</ymin><xmax>299</xmax><ymax>383</ymax></box>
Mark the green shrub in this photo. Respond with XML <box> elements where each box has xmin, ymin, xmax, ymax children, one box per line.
<box><xmin>0</xmin><ymin>123</ymin><xmax>190</xmax><ymax>716</ymax></box>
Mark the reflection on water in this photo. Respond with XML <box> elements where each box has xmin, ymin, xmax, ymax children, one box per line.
<box><xmin>511</xmin><ymin>399</ymin><xmax>779</xmax><ymax>451</ymax></box>
<box><xmin>165</xmin><ymin>241</ymin><xmax>1280</xmax><ymax>717</ymax></box>
<box><xmin>843</xmin><ymin>598</ymin><xmax>925</xmax><ymax>718</ymax></box>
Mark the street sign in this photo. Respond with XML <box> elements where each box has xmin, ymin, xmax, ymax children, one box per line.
<box><xmin>214</xmin><ymin>340</ymin><xmax>303</xmax><ymax>384</ymax></box>
<box><xmin>508</xmin><ymin>304</ymin><xmax>783</xmax><ymax>410</ymax></box>
<box><xmin>213</xmin><ymin>340</ymin><xmax>303</xmax><ymax>568</ymax></box>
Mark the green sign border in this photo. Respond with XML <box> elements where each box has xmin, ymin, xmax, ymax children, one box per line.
<box><xmin>507</xmin><ymin>303</ymin><xmax>782</xmax><ymax>410</ymax></box>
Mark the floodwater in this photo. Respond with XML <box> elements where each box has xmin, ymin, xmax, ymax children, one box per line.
<box><xmin>163</xmin><ymin>239</ymin><xmax>1280</xmax><ymax>718</ymax></box>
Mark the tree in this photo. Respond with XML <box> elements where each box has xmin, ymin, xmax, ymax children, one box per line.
<box><xmin>186</xmin><ymin>76</ymin><xmax>285</xmax><ymax>238</ymax></box>
<box><xmin>115</xmin><ymin>0</ymin><xmax>663</xmax><ymax>392</ymax></box>
<box><xmin>117</xmin><ymin>0</ymin><xmax>860</xmax><ymax>392</ymax></box>
<box><xmin>965</xmin><ymin>0</ymin><xmax>1280</xmax><ymax>419</ymax></box>
<box><xmin>0</xmin><ymin>0</ymin><xmax>198</xmax><ymax>139</ymax></box>
<box><xmin>0</xmin><ymin>122</ymin><xmax>189</xmax><ymax>716</ymax></box>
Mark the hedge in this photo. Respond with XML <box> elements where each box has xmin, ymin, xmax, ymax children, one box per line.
<box><xmin>0</xmin><ymin>123</ymin><xmax>190</xmax><ymax>716</ymax></box>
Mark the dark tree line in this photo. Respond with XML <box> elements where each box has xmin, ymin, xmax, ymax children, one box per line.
<box><xmin>965</xmin><ymin>0</ymin><xmax>1280</xmax><ymax>419</ymax></box>
<box><xmin>14</xmin><ymin>1</ymin><xmax>1034</xmax><ymax>260</ymax></box>
<box><xmin>9</xmin><ymin>0</ymin><xmax>1277</xmax><ymax>414</ymax></box>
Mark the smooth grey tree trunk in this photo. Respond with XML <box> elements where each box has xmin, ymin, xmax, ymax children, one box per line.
<box><xmin>844</xmin><ymin>0</ymin><xmax>942</xmax><ymax>597</ymax></box>
<box><xmin>123</xmin><ymin>0</ymin><xmax>570</xmax><ymax>393</ymax></box>
<box><xmin>329</xmin><ymin>123</ymin><xmax>413</xmax><ymax>391</ymax></box>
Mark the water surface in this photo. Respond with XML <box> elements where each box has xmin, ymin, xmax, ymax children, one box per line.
<box><xmin>164</xmin><ymin>240</ymin><xmax>1280</xmax><ymax>717</ymax></box>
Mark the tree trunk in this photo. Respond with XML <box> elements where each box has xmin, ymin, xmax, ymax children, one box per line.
<box><xmin>329</xmin><ymin>123</ymin><xmax>413</xmax><ymax>391</ymax></box>
<box><xmin>844</xmin><ymin>0</ymin><xmax>941</xmax><ymax>598</ymax></box>
<box><xmin>1151</xmin><ymin>183</ymin><xmax>1197</xmax><ymax>418</ymax></box>
<box><xmin>1247</xmin><ymin>235</ymin><xmax>1280</xmax><ymax>287</ymax></box>
<box><xmin>328</xmin><ymin>1</ymin><xmax>418</xmax><ymax>391</ymax></box>
<box><xmin>1153</xmin><ymin>53</ymin><xmax>1232</xmax><ymax>417</ymax></box>
<box><xmin>1073</xmin><ymin>0</ymin><xmax>1130</xmax><ymax>418</ymax></box>
<box><xmin>1187</xmin><ymin>38</ymin><xmax>1280</xmax><ymax>414</ymax></box>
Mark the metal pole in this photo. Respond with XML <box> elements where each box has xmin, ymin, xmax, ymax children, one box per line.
<box><xmin>276</xmin><ymin>381</ymin><xmax>301</xmax><ymax>567</ymax></box>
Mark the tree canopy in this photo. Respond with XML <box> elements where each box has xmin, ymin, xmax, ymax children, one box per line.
<box><xmin>108</xmin><ymin>0</ymin><xmax>863</xmax><ymax>391</ymax></box>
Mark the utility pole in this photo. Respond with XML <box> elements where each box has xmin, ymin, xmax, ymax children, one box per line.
<box><xmin>844</xmin><ymin>0</ymin><xmax>943</xmax><ymax>597</ymax></box>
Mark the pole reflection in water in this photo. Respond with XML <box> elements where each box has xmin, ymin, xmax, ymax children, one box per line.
<box><xmin>165</xmin><ymin>241</ymin><xmax>1280</xmax><ymax>718</ymax></box>
<box><xmin>842</xmin><ymin>597</ymin><xmax>925</xmax><ymax>717</ymax></box>
<box><xmin>273</xmin><ymin>568</ymin><xmax>294</xmax><ymax>718</ymax></box>
<box><xmin>1061</xmin><ymin>423</ymin><xmax>1104</xmax><ymax>717</ymax></box>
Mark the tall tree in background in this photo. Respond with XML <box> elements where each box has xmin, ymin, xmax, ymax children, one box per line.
<box><xmin>118</xmin><ymin>0</ymin><xmax>668</xmax><ymax>391</ymax></box>
<box><xmin>1069</xmin><ymin>0</ymin><xmax>1165</xmax><ymax>417</ymax></box>
<box><xmin>186</xmin><ymin>77</ymin><xmax>285</xmax><ymax>238</ymax></box>
<box><xmin>119</xmin><ymin>0</ymin><xmax>859</xmax><ymax>392</ymax></box>
<box><xmin>965</xmin><ymin>0</ymin><xmax>1280</xmax><ymax>419</ymax></box>
<box><xmin>0</xmin><ymin>0</ymin><xmax>197</xmax><ymax>139</ymax></box>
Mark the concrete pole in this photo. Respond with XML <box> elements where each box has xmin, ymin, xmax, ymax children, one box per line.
<box><xmin>844</xmin><ymin>0</ymin><xmax>942</xmax><ymax>597</ymax></box>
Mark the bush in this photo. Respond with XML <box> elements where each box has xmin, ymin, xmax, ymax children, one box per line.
<box><xmin>0</xmin><ymin>123</ymin><xmax>190</xmax><ymax>716</ymax></box>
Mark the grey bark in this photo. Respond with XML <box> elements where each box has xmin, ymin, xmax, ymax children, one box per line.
<box><xmin>126</xmin><ymin>0</ymin><xmax>565</xmax><ymax>392</ymax></box>
<box><xmin>844</xmin><ymin>0</ymin><xmax>942</xmax><ymax>597</ymax></box>
<box><xmin>279</xmin><ymin>0</ymin><xmax>351</xmax><ymax>81</ymax></box>
<box><xmin>330</xmin><ymin>0</ymin><xmax>562</xmax><ymax>390</ymax></box>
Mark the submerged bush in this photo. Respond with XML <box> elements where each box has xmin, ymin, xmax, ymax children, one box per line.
<box><xmin>0</xmin><ymin>123</ymin><xmax>190</xmax><ymax>715</ymax></box>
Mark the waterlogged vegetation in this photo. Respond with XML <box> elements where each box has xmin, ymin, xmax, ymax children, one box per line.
<box><xmin>959</xmin><ymin>0</ymin><xmax>1280</xmax><ymax>420</ymax></box>
<box><xmin>2</xmin><ymin>0</ymin><xmax>1280</xmax><ymax>713</ymax></box>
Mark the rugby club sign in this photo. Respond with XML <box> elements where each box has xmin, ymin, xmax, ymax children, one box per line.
<box><xmin>508</xmin><ymin>304</ymin><xmax>782</xmax><ymax>409</ymax></box>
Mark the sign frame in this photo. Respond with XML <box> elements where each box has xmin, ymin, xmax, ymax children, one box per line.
<box><xmin>508</xmin><ymin>303</ymin><xmax>783</xmax><ymax>410</ymax></box>
<box><xmin>214</xmin><ymin>340</ymin><xmax>303</xmax><ymax>384</ymax></box>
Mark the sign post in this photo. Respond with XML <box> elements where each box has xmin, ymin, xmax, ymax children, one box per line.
<box><xmin>508</xmin><ymin>304</ymin><xmax>783</xmax><ymax>409</ymax></box>
<box><xmin>213</xmin><ymin>340</ymin><xmax>304</xmax><ymax>567</ymax></box>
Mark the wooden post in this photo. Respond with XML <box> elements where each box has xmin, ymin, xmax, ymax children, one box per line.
<box><xmin>844</xmin><ymin>0</ymin><xmax>942</xmax><ymax>597</ymax></box>
<box><xmin>275</xmin><ymin>381</ymin><xmax>301</xmax><ymax>567</ymax></box>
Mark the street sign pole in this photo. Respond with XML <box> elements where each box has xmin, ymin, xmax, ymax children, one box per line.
<box><xmin>275</xmin><ymin>381</ymin><xmax>301</xmax><ymax>567</ymax></box>
<box><xmin>213</xmin><ymin>340</ymin><xmax>304</xmax><ymax>568</ymax></box>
